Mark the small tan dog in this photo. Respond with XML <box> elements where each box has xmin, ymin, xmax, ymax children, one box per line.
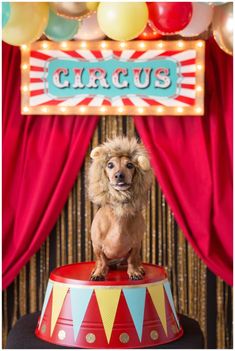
<box><xmin>88</xmin><ymin>137</ymin><xmax>153</xmax><ymax>281</ymax></box>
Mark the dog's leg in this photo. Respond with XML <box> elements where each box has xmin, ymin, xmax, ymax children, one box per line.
<box><xmin>90</xmin><ymin>248</ymin><xmax>109</xmax><ymax>281</ymax></box>
<box><xmin>127</xmin><ymin>248</ymin><xmax>144</xmax><ymax>280</ymax></box>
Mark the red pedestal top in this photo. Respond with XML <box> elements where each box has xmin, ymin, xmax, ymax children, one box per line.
<box><xmin>50</xmin><ymin>262</ymin><xmax>168</xmax><ymax>286</ymax></box>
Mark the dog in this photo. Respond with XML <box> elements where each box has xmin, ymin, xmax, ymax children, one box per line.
<box><xmin>88</xmin><ymin>137</ymin><xmax>153</xmax><ymax>281</ymax></box>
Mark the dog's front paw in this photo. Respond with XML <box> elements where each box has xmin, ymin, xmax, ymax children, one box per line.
<box><xmin>128</xmin><ymin>271</ymin><xmax>143</xmax><ymax>280</ymax></box>
<box><xmin>90</xmin><ymin>274</ymin><xmax>105</xmax><ymax>281</ymax></box>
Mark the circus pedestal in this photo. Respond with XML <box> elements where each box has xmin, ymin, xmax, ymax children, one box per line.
<box><xmin>35</xmin><ymin>262</ymin><xmax>183</xmax><ymax>349</ymax></box>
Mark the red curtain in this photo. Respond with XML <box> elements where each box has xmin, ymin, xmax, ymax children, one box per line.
<box><xmin>2</xmin><ymin>42</ymin><xmax>99</xmax><ymax>289</ymax></box>
<box><xmin>134</xmin><ymin>38</ymin><xmax>233</xmax><ymax>286</ymax></box>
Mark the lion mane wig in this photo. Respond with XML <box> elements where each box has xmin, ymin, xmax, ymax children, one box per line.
<box><xmin>88</xmin><ymin>137</ymin><xmax>153</xmax><ymax>216</ymax></box>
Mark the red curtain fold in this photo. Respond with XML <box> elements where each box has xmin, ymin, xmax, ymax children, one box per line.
<box><xmin>2</xmin><ymin>42</ymin><xmax>99</xmax><ymax>289</ymax></box>
<box><xmin>134</xmin><ymin>38</ymin><xmax>233</xmax><ymax>286</ymax></box>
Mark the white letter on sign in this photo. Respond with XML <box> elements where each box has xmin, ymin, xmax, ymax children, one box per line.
<box><xmin>53</xmin><ymin>68</ymin><xmax>70</xmax><ymax>88</ymax></box>
<box><xmin>112</xmin><ymin>68</ymin><xmax>128</xmax><ymax>88</ymax></box>
<box><xmin>72</xmin><ymin>68</ymin><xmax>84</xmax><ymax>88</ymax></box>
<box><xmin>133</xmin><ymin>68</ymin><xmax>151</xmax><ymax>88</ymax></box>
<box><xmin>155</xmin><ymin>68</ymin><xmax>171</xmax><ymax>88</ymax></box>
<box><xmin>87</xmin><ymin>68</ymin><xmax>109</xmax><ymax>88</ymax></box>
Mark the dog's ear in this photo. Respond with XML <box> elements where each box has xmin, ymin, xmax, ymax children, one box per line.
<box><xmin>90</xmin><ymin>146</ymin><xmax>105</xmax><ymax>159</ymax></box>
<box><xmin>137</xmin><ymin>155</ymin><xmax>151</xmax><ymax>171</ymax></box>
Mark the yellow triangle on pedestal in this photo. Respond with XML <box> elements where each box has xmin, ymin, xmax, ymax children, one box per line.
<box><xmin>95</xmin><ymin>288</ymin><xmax>121</xmax><ymax>343</ymax></box>
<box><xmin>50</xmin><ymin>283</ymin><xmax>69</xmax><ymax>336</ymax></box>
<box><xmin>148</xmin><ymin>284</ymin><xmax>168</xmax><ymax>336</ymax></box>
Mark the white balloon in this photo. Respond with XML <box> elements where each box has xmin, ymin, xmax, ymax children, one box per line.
<box><xmin>74</xmin><ymin>13</ymin><xmax>106</xmax><ymax>40</ymax></box>
<box><xmin>179</xmin><ymin>3</ymin><xmax>213</xmax><ymax>37</ymax></box>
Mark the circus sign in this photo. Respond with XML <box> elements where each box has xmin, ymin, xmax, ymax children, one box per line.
<box><xmin>21</xmin><ymin>40</ymin><xmax>205</xmax><ymax>116</ymax></box>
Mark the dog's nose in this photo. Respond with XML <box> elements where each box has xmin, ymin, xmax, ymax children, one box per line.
<box><xmin>115</xmin><ymin>172</ymin><xmax>125</xmax><ymax>181</ymax></box>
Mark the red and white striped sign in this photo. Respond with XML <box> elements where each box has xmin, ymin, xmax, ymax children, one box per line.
<box><xmin>21</xmin><ymin>41</ymin><xmax>205</xmax><ymax>116</ymax></box>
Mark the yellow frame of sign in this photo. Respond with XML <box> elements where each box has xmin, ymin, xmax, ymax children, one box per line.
<box><xmin>21</xmin><ymin>40</ymin><xmax>205</xmax><ymax>116</ymax></box>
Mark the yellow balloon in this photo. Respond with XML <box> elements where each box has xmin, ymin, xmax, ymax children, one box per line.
<box><xmin>50</xmin><ymin>2</ymin><xmax>98</xmax><ymax>20</ymax></box>
<box><xmin>2</xmin><ymin>3</ymin><xmax>49</xmax><ymax>46</ymax></box>
<box><xmin>212</xmin><ymin>2</ymin><xmax>233</xmax><ymax>56</ymax></box>
<box><xmin>97</xmin><ymin>2</ymin><xmax>148</xmax><ymax>41</ymax></box>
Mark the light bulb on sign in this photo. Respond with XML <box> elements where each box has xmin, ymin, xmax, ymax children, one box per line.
<box><xmin>120</xmin><ymin>42</ymin><xmax>126</xmax><ymax>48</ymax></box>
<box><xmin>79</xmin><ymin>107</ymin><xmax>86</xmax><ymax>113</ymax></box>
<box><xmin>177</xmin><ymin>41</ymin><xmax>184</xmax><ymax>48</ymax></box>
<box><xmin>42</xmin><ymin>42</ymin><xmax>48</xmax><ymax>49</ymax></box>
<box><xmin>101</xmin><ymin>42</ymin><xmax>107</xmax><ymax>48</ymax></box>
<box><xmin>177</xmin><ymin>107</ymin><xmax>183</xmax><ymax>113</ymax></box>
<box><xmin>81</xmin><ymin>41</ymin><xmax>87</xmax><ymax>48</ymax></box>
<box><xmin>197</xmin><ymin>41</ymin><xmax>204</xmax><ymax>48</ymax></box>
<box><xmin>157</xmin><ymin>106</ymin><xmax>164</xmax><ymax>113</ymax></box>
<box><xmin>21</xmin><ymin>44</ymin><xmax>28</xmax><ymax>51</ymax></box>
<box><xmin>23</xmin><ymin>106</ymin><xmax>29</xmax><ymax>113</ymax></box>
<box><xmin>196</xmin><ymin>85</ymin><xmax>202</xmax><ymax>92</ymax></box>
<box><xmin>22</xmin><ymin>85</ymin><xmax>28</xmax><ymax>92</ymax></box>
<box><xmin>61</xmin><ymin>42</ymin><xmax>68</xmax><ymax>49</ymax></box>
<box><xmin>100</xmin><ymin>107</ymin><xmax>106</xmax><ymax>113</ymax></box>
<box><xmin>138</xmin><ymin>107</ymin><xmax>144</xmax><ymax>114</ymax></box>
<box><xmin>196</xmin><ymin>107</ymin><xmax>202</xmax><ymax>114</ymax></box>
<box><xmin>41</xmin><ymin>107</ymin><xmax>48</xmax><ymax>113</ymax></box>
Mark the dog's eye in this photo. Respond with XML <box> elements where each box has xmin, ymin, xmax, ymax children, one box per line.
<box><xmin>126</xmin><ymin>163</ymin><xmax>134</xmax><ymax>169</ymax></box>
<box><xmin>107</xmin><ymin>162</ymin><xmax>114</xmax><ymax>169</ymax></box>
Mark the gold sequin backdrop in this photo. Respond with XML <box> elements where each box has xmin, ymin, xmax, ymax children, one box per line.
<box><xmin>2</xmin><ymin>117</ymin><xmax>233</xmax><ymax>348</ymax></box>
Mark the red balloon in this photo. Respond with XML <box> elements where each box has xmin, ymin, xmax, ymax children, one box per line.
<box><xmin>138</xmin><ymin>22</ymin><xmax>162</xmax><ymax>40</ymax></box>
<box><xmin>148</xmin><ymin>2</ymin><xmax>193</xmax><ymax>34</ymax></box>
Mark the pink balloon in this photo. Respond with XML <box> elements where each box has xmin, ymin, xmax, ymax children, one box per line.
<box><xmin>74</xmin><ymin>13</ymin><xmax>106</xmax><ymax>40</ymax></box>
<box><xmin>179</xmin><ymin>3</ymin><xmax>213</xmax><ymax>37</ymax></box>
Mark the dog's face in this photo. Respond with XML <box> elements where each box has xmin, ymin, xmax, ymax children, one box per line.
<box><xmin>105</xmin><ymin>156</ymin><xmax>135</xmax><ymax>191</ymax></box>
<box><xmin>89</xmin><ymin>139</ymin><xmax>152</xmax><ymax>205</ymax></box>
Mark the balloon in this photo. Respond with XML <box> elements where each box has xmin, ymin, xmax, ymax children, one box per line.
<box><xmin>2</xmin><ymin>2</ymin><xmax>11</xmax><ymax>28</ymax></box>
<box><xmin>212</xmin><ymin>2</ymin><xmax>233</xmax><ymax>56</ymax></box>
<box><xmin>97</xmin><ymin>2</ymin><xmax>148</xmax><ymax>41</ymax></box>
<box><xmin>50</xmin><ymin>2</ymin><xmax>98</xmax><ymax>20</ymax></box>
<box><xmin>74</xmin><ymin>13</ymin><xmax>106</xmax><ymax>40</ymax></box>
<box><xmin>45</xmin><ymin>9</ymin><xmax>79</xmax><ymax>41</ymax></box>
<box><xmin>179</xmin><ymin>3</ymin><xmax>213</xmax><ymax>37</ymax></box>
<box><xmin>148</xmin><ymin>2</ymin><xmax>193</xmax><ymax>34</ymax></box>
<box><xmin>138</xmin><ymin>22</ymin><xmax>162</xmax><ymax>40</ymax></box>
<box><xmin>2</xmin><ymin>3</ymin><xmax>49</xmax><ymax>46</ymax></box>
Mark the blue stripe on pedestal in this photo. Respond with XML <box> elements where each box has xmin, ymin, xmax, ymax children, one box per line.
<box><xmin>39</xmin><ymin>281</ymin><xmax>53</xmax><ymax>328</ymax></box>
<box><xmin>123</xmin><ymin>287</ymin><xmax>146</xmax><ymax>341</ymax></box>
<box><xmin>70</xmin><ymin>288</ymin><xmax>93</xmax><ymax>341</ymax></box>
